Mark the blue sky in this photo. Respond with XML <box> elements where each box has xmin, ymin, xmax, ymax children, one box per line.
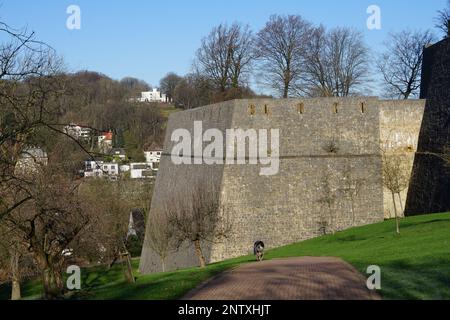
<box><xmin>0</xmin><ymin>0</ymin><xmax>447</xmax><ymax>93</ymax></box>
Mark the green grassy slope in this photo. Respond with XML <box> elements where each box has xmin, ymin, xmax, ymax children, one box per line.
<box><xmin>1</xmin><ymin>213</ymin><xmax>449</xmax><ymax>300</ymax></box>
<box><xmin>265</xmin><ymin>213</ymin><xmax>450</xmax><ymax>299</ymax></box>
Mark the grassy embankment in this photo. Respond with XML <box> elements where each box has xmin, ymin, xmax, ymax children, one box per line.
<box><xmin>1</xmin><ymin>212</ymin><xmax>449</xmax><ymax>300</ymax></box>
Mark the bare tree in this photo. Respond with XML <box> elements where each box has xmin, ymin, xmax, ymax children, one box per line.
<box><xmin>120</xmin><ymin>76</ymin><xmax>151</xmax><ymax>98</ymax></box>
<box><xmin>0</xmin><ymin>30</ymin><xmax>97</xmax><ymax>296</ymax></box>
<box><xmin>254</xmin><ymin>15</ymin><xmax>312</xmax><ymax>98</ymax></box>
<box><xmin>381</xmin><ymin>151</ymin><xmax>410</xmax><ymax>235</ymax></box>
<box><xmin>167</xmin><ymin>184</ymin><xmax>231</xmax><ymax>268</ymax></box>
<box><xmin>159</xmin><ymin>72</ymin><xmax>182</xmax><ymax>102</ymax></box>
<box><xmin>77</xmin><ymin>179</ymin><xmax>136</xmax><ymax>283</ymax></box>
<box><xmin>228</xmin><ymin>24</ymin><xmax>254</xmax><ymax>88</ymax></box>
<box><xmin>304</xmin><ymin>27</ymin><xmax>370</xmax><ymax>97</ymax></box>
<box><xmin>377</xmin><ymin>29</ymin><xmax>436</xmax><ymax>99</ymax></box>
<box><xmin>195</xmin><ymin>23</ymin><xmax>254</xmax><ymax>92</ymax></box>
<box><xmin>0</xmin><ymin>224</ymin><xmax>33</xmax><ymax>300</ymax></box>
<box><xmin>0</xmin><ymin>21</ymin><xmax>73</xmax><ymax>222</ymax></box>
<box><xmin>3</xmin><ymin>162</ymin><xmax>89</xmax><ymax>299</ymax></box>
<box><xmin>435</xmin><ymin>0</ymin><xmax>450</xmax><ymax>38</ymax></box>
<box><xmin>173</xmin><ymin>73</ymin><xmax>214</xmax><ymax>109</ymax></box>
<box><xmin>173</xmin><ymin>76</ymin><xmax>197</xmax><ymax>109</ymax></box>
<box><xmin>144</xmin><ymin>208</ymin><xmax>175</xmax><ymax>272</ymax></box>
<box><xmin>317</xmin><ymin>172</ymin><xmax>337</xmax><ymax>235</ymax></box>
<box><xmin>340</xmin><ymin>164</ymin><xmax>365</xmax><ymax>226</ymax></box>
<box><xmin>302</xmin><ymin>25</ymin><xmax>333</xmax><ymax>97</ymax></box>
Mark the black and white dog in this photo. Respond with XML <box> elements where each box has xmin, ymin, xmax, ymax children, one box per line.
<box><xmin>253</xmin><ymin>241</ymin><xmax>265</xmax><ymax>261</ymax></box>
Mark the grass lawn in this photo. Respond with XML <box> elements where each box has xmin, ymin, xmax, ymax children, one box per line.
<box><xmin>158</xmin><ymin>105</ymin><xmax>183</xmax><ymax>119</ymax></box>
<box><xmin>1</xmin><ymin>212</ymin><xmax>449</xmax><ymax>300</ymax></box>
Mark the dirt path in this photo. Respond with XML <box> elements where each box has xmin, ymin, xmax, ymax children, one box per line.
<box><xmin>182</xmin><ymin>257</ymin><xmax>381</xmax><ymax>300</ymax></box>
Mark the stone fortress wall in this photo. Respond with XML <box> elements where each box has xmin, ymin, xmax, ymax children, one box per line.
<box><xmin>379</xmin><ymin>100</ymin><xmax>426</xmax><ymax>218</ymax></box>
<box><xmin>140</xmin><ymin>97</ymin><xmax>426</xmax><ymax>274</ymax></box>
<box><xmin>406</xmin><ymin>38</ymin><xmax>450</xmax><ymax>215</ymax></box>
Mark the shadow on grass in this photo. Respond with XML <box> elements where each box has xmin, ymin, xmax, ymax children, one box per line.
<box><xmin>72</xmin><ymin>257</ymin><xmax>255</xmax><ymax>300</ymax></box>
<box><xmin>0</xmin><ymin>278</ymin><xmax>42</xmax><ymax>300</ymax></box>
<box><xmin>399</xmin><ymin>218</ymin><xmax>450</xmax><ymax>230</ymax></box>
<box><xmin>2</xmin><ymin>213</ymin><xmax>450</xmax><ymax>300</ymax></box>
<box><xmin>352</xmin><ymin>256</ymin><xmax>450</xmax><ymax>300</ymax></box>
<box><xmin>336</xmin><ymin>235</ymin><xmax>368</xmax><ymax>242</ymax></box>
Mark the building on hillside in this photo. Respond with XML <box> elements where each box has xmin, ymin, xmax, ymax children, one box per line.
<box><xmin>83</xmin><ymin>160</ymin><xmax>104</xmax><ymax>177</ymax></box>
<box><xmin>144</xmin><ymin>150</ymin><xmax>162</xmax><ymax>163</ymax></box>
<box><xmin>120</xmin><ymin>164</ymin><xmax>130</xmax><ymax>173</ymax></box>
<box><xmin>83</xmin><ymin>160</ymin><xmax>118</xmax><ymax>178</ymax></box>
<box><xmin>100</xmin><ymin>163</ymin><xmax>119</xmax><ymax>176</ymax></box>
<box><xmin>130</xmin><ymin>162</ymin><xmax>154</xmax><ymax>179</ymax></box>
<box><xmin>97</xmin><ymin>131</ymin><xmax>113</xmax><ymax>152</ymax></box>
<box><xmin>15</xmin><ymin>147</ymin><xmax>48</xmax><ymax>176</ymax></box>
<box><xmin>144</xmin><ymin>150</ymin><xmax>162</xmax><ymax>171</ymax></box>
<box><xmin>64</xmin><ymin>123</ymin><xmax>92</xmax><ymax>140</ymax></box>
<box><xmin>110</xmin><ymin>148</ymin><xmax>127</xmax><ymax>161</ymax></box>
<box><xmin>139</xmin><ymin>88</ymin><xmax>167</xmax><ymax>103</ymax></box>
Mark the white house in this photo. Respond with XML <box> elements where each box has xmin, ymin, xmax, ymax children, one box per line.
<box><xmin>140</xmin><ymin>88</ymin><xmax>167</xmax><ymax>103</ymax></box>
<box><xmin>119</xmin><ymin>164</ymin><xmax>130</xmax><ymax>173</ymax></box>
<box><xmin>101</xmin><ymin>163</ymin><xmax>119</xmax><ymax>176</ymax></box>
<box><xmin>64</xmin><ymin>123</ymin><xmax>92</xmax><ymax>140</ymax></box>
<box><xmin>130</xmin><ymin>162</ymin><xmax>153</xmax><ymax>179</ymax></box>
<box><xmin>15</xmin><ymin>147</ymin><xmax>48</xmax><ymax>176</ymax></box>
<box><xmin>97</xmin><ymin>131</ymin><xmax>113</xmax><ymax>153</ymax></box>
<box><xmin>83</xmin><ymin>160</ymin><xmax>104</xmax><ymax>177</ymax></box>
<box><xmin>110</xmin><ymin>148</ymin><xmax>127</xmax><ymax>161</ymax></box>
<box><xmin>144</xmin><ymin>150</ymin><xmax>162</xmax><ymax>166</ymax></box>
<box><xmin>84</xmin><ymin>160</ymin><xmax>118</xmax><ymax>178</ymax></box>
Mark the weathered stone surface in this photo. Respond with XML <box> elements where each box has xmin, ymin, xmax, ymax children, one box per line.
<box><xmin>406</xmin><ymin>37</ymin><xmax>450</xmax><ymax>215</ymax></box>
<box><xmin>379</xmin><ymin>100</ymin><xmax>426</xmax><ymax>218</ymax></box>
<box><xmin>140</xmin><ymin>97</ymin><xmax>427</xmax><ymax>274</ymax></box>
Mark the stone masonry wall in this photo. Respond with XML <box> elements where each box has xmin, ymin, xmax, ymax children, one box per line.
<box><xmin>379</xmin><ymin>100</ymin><xmax>426</xmax><ymax>218</ymax></box>
<box><xmin>139</xmin><ymin>101</ymin><xmax>234</xmax><ymax>274</ymax></box>
<box><xmin>210</xmin><ymin>98</ymin><xmax>384</xmax><ymax>261</ymax></box>
<box><xmin>140</xmin><ymin>38</ymin><xmax>450</xmax><ymax>273</ymax></box>
<box><xmin>406</xmin><ymin>38</ymin><xmax>450</xmax><ymax>215</ymax></box>
<box><xmin>140</xmin><ymin>98</ymin><xmax>398</xmax><ymax>274</ymax></box>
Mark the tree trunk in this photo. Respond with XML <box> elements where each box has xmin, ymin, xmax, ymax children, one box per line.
<box><xmin>122</xmin><ymin>252</ymin><xmax>135</xmax><ymax>283</ymax></box>
<box><xmin>350</xmin><ymin>201</ymin><xmax>355</xmax><ymax>226</ymax></box>
<box><xmin>161</xmin><ymin>259</ymin><xmax>166</xmax><ymax>273</ymax></box>
<box><xmin>11</xmin><ymin>280</ymin><xmax>21</xmax><ymax>301</ymax></box>
<box><xmin>391</xmin><ymin>192</ymin><xmax>400</xmax><ymax>235</ymax></box>
<box><xmin>108</xmin><ymin>255</ymin><xmax>119</xmax><ymax>269</ymax></box>
<box><xmin>42</xmin><ymin>266</ymin><xmax>64</xmax><ymax>300</ymax></box>
<box><xmin>328</xmin><ymin>204</ymin><xmax>335</xmax><ymax>234</ymax></box>
<box><xmin>194</xmin><ymin>239</ymin><xmax>206</xmax><ymax>268</ymax></box>
<box><xmin>397</xmin><ymin>192</ymin><xmax>404</xmax><ymax>216</ymax></box>
<box><xmin>283</xmin><ymin>85</ymin><xmax>289</xmax><ymax>99</ymax></box>
<box><xmin>231</xmin><ymin>73</ymin><xmax>239</xmax><ymax>88</ymax></box>
<box><xmin>10</xmin><ymin>250</ymin><xmax>21</xmax><ymax>300</ymax></box>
